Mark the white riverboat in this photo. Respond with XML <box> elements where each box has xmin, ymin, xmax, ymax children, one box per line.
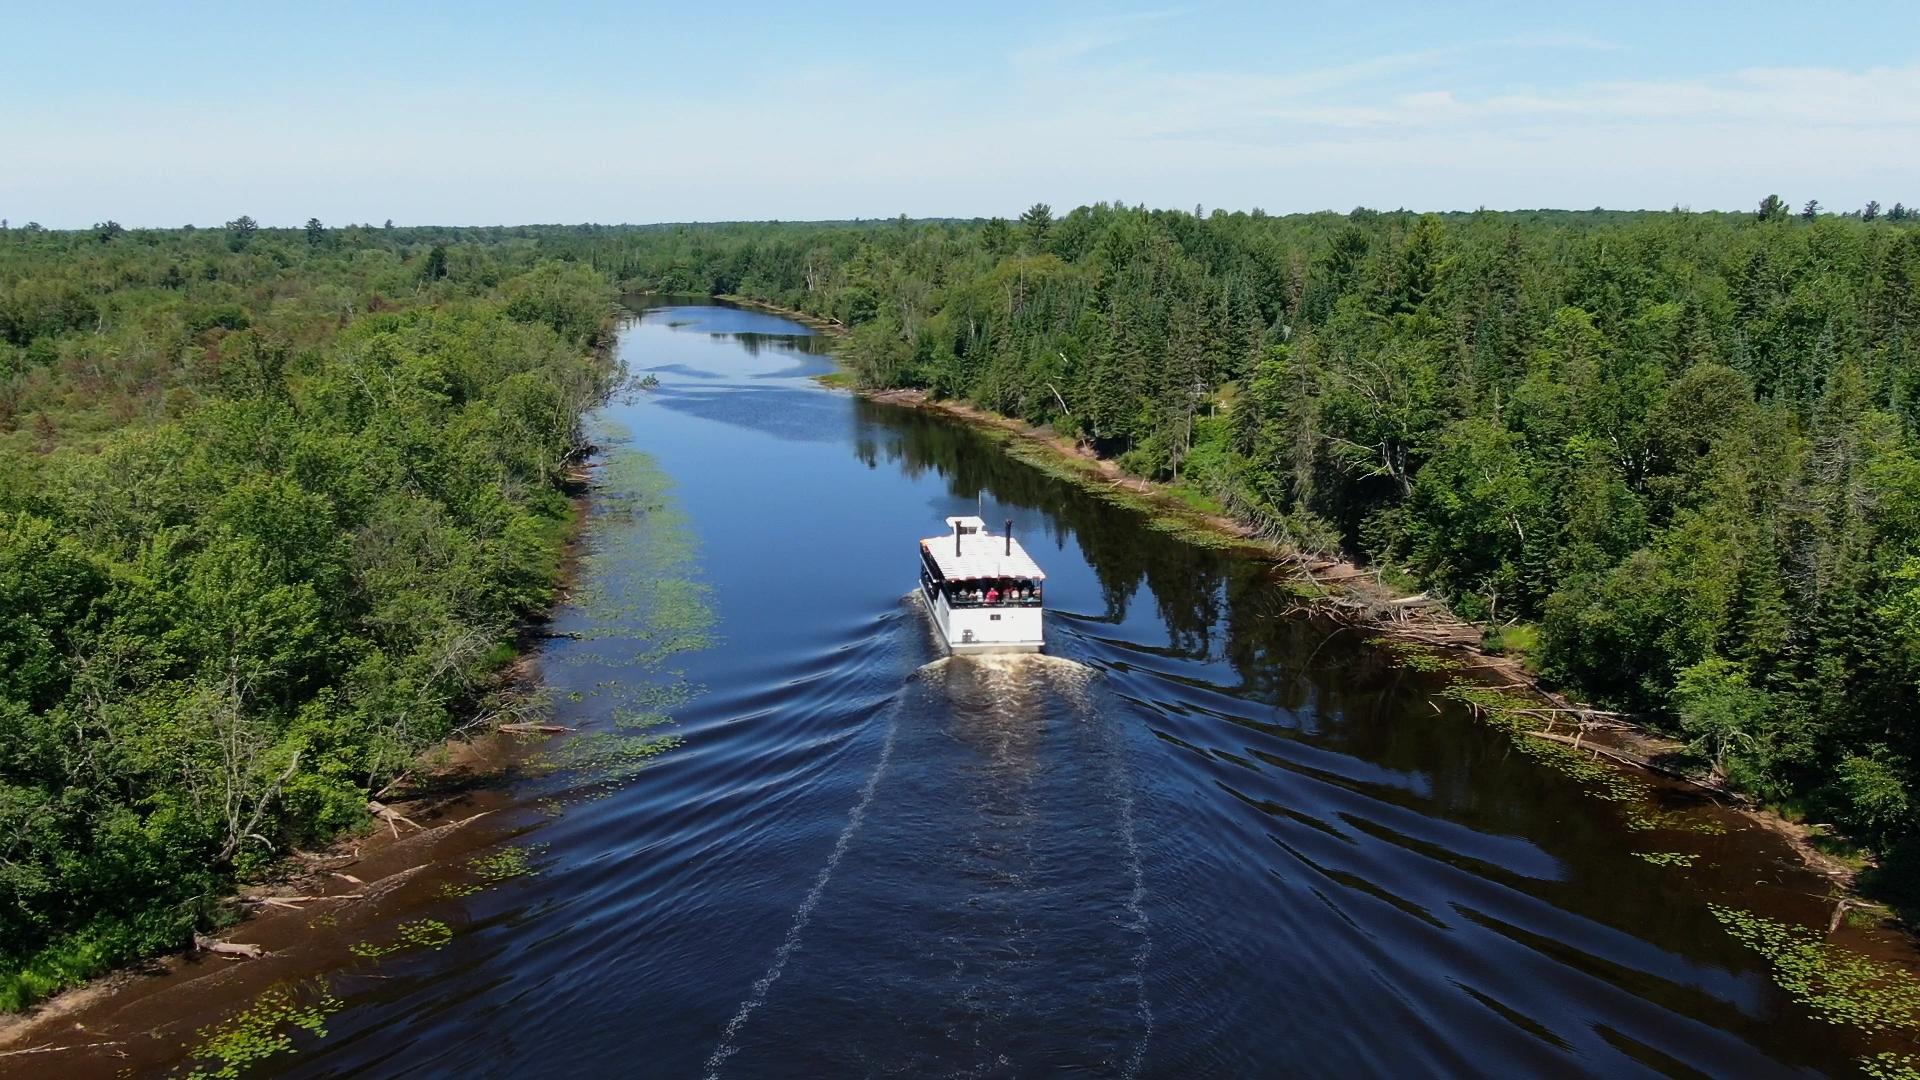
<box><xmin>918</xmin><ymin>516</ymin><xmax>1045</xmax><ymax>654</ymax></box>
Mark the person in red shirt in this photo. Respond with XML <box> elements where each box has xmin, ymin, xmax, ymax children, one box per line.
<box><xmin>984</xmin><ymin>584</ymin><xmax>1000</xmax><ymax>604</ymax></box>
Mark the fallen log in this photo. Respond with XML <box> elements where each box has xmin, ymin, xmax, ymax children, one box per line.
<box><xmin>498</xmin><ymin>722</ymin><xmax>575</xmax><ymax>734</ymax></box>
<box><xmin>194</xmin><ymin>935</ymin><xmax>266</xmax><ymax>959</ymax></box>
<box><xmin>1525</xmin><ymin>729</ymin><xmax>1649</xmax><ymax>768</ymax></box>
<box><xmin>367</xmin><ymin>799</ymin><xmax>422</xmax><ymax>836</ymax></box>
<box><xmin>0</xmin><ymin>1041</ymin><xmax>127</xmax><ymax>1058</ymax></box>
<box><xmin>251</xmin><ymin>893</ymin><xmax>365</xmax><ymax>909</ymax></box>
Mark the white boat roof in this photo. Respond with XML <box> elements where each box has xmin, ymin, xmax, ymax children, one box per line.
<box><xmin>921</xmin><ymin>517</ymin><xmax>1046</xmax><ymax>581</ymax></box>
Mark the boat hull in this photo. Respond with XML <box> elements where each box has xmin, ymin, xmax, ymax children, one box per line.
<box><xmin>919</xmin><ymin>587</ymin><xmax>1043</xmax><ymax>655</ymax></box>
<box><xmin>947</xmin><ymin>639</ymin><xmax>1043</xmax><ymax>656</ymax></box>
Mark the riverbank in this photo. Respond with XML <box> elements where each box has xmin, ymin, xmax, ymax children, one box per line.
<box><xmin>0</xmin><ymin>298</ymin><xmax>626</xmax><ymax>1051</ymax></box>
<box><xmin>712</xmin><ymin>293</ymin><xmax>848</xmax><ymax>334</ymax></box>
<box><xmin>856</xmin><ymin>386</ymin><xmax>1874</xmax><ymax>887</ymax></box>
<box><xmin>0</xmin><ymin>461</ymin><xmax>598</xmax><ymax>1056</ymax></box>
<box><xmin>17</xmin><ymin>291</ymin><xmax>1918</xmax><ymax>1076</ymax></box>
<box><xmin>696</xmin><ymin>287</ymin><xmax>1874</xmax><ymax>900</ymax></box>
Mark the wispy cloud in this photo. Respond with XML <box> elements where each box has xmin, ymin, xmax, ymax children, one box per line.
<box><xmin>1008</xmin><ymin>8</ymin><xmax>1188</xmax><ymax>69</ymax></box>
<box><xmin>2</xmin><ymin>13</ymin><xmax>1912</xmax><ymax>225</ymax></box>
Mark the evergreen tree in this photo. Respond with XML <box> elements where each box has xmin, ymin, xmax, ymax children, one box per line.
<box><xmin>1019</xmin><ymin>203</ymin><xmax>1053</xmax><ymax>250</ymax></box>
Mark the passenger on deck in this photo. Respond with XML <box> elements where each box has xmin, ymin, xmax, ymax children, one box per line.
<box><xmin>985</xmin><ymin>585</ymin><xmax>1001</xmax><ymax>604</ymax></box>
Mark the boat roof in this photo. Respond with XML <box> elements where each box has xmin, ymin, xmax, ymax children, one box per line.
<box><xmin>921</xmin><ymin>520</ymin><xmax>1046</xmax><ymax>581</ymax></box>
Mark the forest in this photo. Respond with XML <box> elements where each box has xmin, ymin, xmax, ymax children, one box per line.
<box><xmin>549</xmin><ymin>202</ymin><xmax>1920</xmax><ymax>897</ymax></box>
<box><xmin>0</xmin><ymin>220</ymin><xmax>616</xmax><ymax>1007</ymax></box>
<box><xmin>7</xmin><ymin>199</ymin><xmax>1920</xmax><ymax>1008</ymax></box>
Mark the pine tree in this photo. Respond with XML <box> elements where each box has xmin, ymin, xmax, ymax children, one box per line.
<box><xmin>1018</xmin><ymin>203</ymin><xmax>1053</xmax><ymax>251</ymax></box>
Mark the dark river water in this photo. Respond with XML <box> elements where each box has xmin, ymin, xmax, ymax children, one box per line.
<box><xmin>24</xmin><ymin>299</ymin><xmax>1906</xmax><ymax>1077</ymax></box>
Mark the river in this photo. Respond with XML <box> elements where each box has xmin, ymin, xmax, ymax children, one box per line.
<box><xmin>11</xmin><ymin>298</ymin><xmax>1911</xmax><ymax>1077</ymax></box>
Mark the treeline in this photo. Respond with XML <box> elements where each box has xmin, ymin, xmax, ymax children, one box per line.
<box><xmin>0</xmin><ymin>223</ymin><xmax>616</xmax><ymax>1007</ymax></box>
<box><xmin>576</xmin><ymin>203</ymin><xmax>1920</xmax><ymax>879</ymax></box>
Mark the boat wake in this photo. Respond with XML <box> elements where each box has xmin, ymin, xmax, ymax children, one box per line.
<box><xmin>913</xmin><ymin>651</ymin><xmax>1096</xmax><ymax>681</ymax></box>
<box><xmin>1097</xmin><ymin>697</ymin><xmax>1154</xmax><ymax>1078</ymax></box>
<box><xmin>702</xmin><ymin>691</ymin><xmax>903</xmax><ymax>1080</ymax></box>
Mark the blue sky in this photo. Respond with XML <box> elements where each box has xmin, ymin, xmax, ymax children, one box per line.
<box><xmin>2</xmin><ymin>1</ymin><xmax>1915</xmax><ymax>226</ymax></box>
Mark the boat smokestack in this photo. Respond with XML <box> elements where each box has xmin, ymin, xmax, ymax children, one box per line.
<box><xmin>955</xmin><ymin>519</ymin><xmax>962</xmax><ymax>557</ymax></box>
<box><xmin>1005</xmin><ymin>518</ymin><xmax>1013</xmax><ymax>555</ymax></box>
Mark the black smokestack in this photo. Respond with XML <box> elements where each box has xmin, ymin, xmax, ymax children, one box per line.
<box><xmin>955</xmin><ymin>519</ymin><xmax>962</xmax><ymax>557</ymax></box>
<box><xmin>1005</xmin><ymin>518</ymin><xmax>1013</xmax><ymax>556</ymax></box>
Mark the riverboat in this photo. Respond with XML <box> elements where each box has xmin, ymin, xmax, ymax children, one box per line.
<box><xmin>917</xmin><ymin>516</ymin><xmax>1045</xmax><ymax>654</ymax></box>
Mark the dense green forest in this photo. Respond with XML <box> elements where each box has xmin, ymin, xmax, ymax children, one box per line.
<box><xmin>6</xmin><ymin>200</ymin><xmax>1919</xmax><ymax>1006</ymax></box>
<box><xmin>553</xmin><ymin>203</ymin><xmax>1920</xmax><ymax>889</ymax></box>
<box><xmin>0</xmin><ymin>221</ymin><xmax>616</xmax><ymax>1007</ymax></box>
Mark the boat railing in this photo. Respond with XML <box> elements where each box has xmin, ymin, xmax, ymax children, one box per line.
<box><xmin>944</xmin><ymin>592</ymin><xmax>1042</xmax><ymax>609</ymax></box>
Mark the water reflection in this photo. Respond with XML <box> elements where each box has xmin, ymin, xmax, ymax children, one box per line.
<box><xmin>63</xmin><ymin>298</ymin><xmax>1877</xmax><ymax>1079</ymax></box>
<box><xmin>843</xmin><ymin>380</ymin><xmax>1869</xmax><ymax>1076</ymax></box>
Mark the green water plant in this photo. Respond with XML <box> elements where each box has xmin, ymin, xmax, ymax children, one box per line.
<box><xmin>1709</xmin><ymin>905</ymin><xmax>1920</xmax><ymax>1033</ymax></box>
<box><xmin>179</xmin><ymin>981</ymin><xmax>342</xmax><ymax>1079</ymax></box>
<box><xmin>1382</xmin><ymin>639</ymin><xmax>1465</xmax><ymax>673</ymax></box>
<box><xmin>348</xmin><ymin>918</ymin><xmax>453</xmax><ymax>960</ymax></box>
<box><xmin>1861</xmin><ymin>1051</ymin><xmax>1920</xmax><ymax>1079</ymax></box>
<box><xmin>441</xmin><ymin>844</ymin><xmax>546</xmax><ymax>898</ymax></box>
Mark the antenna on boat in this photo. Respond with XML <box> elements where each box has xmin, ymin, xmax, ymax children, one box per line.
<box><xmin>1005</xmin><ymin>518</ymin><xmax>1013</xmax><ymax>555</ymax></box>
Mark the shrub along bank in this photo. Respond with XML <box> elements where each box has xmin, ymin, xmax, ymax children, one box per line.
<box><xmin>0</xmin><ymin>222</ymin><xmax>617</xmax><ymax>1008</ymax></box>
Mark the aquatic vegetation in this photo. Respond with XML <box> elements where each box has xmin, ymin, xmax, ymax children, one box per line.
<box><xmin>536</xmin><ymin>449</ymin><xmax>710</xmax><ymax>816</ymax></box>
<box><xmin>1442</xmin><ymin>681</ymin><xmax>1652</xmax><ymax>809</ymax></box>
<box><xmin>1634</xmin><ymin>851</ymin><xmax>1698</xmax><ymax>867</ymax></box>
<box><xmin>349</xmin><ymin>918</ymin><xmax>453</xmax><ymax>960</ymax></box>
<box><xmin>1861</xmin><ymin>1051</ymin><xmax>1920</xmax><ymax>1079</ymax></box>
<box><xmin>1440</xmin><ymin>683</ymin><xmax>1540</xmax><ymax>731</ymax></box>
<box><xmin>179</xmin><ymin>981</ymin><xmax>342</xmax><ymax>1079</ymax></box>
<box><xmin>569</xmin><ymin>449</ymin><xmax>718</xmax><ymax>667</ymax></box>
<box><xmin>1709</xmin><ymin>905</ymin><xmax>1920</xmax><ymax>1033</ymax></box>
<box><xmin>472</xmin><ymin>845</ymin><xmax>542</xmax><ymax>883</ymax></box>
<box><xmin>442</xmin><ymin>845</ymin><xmax>546</xmax><ymax>898</ymax></box>
<box><xmin>1381</xmin><ymin>639</ymin><xmax>1465</xmax><ymax>673</ymax></box>
<box><xmin>1624</xmin><ymin>806</ymin><xmax>1728</xmax><ymax>835</ymax></box>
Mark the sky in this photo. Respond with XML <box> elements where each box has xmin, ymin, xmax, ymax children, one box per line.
<box><xmin>2</xmin><ymin>1</ymin><xmax>1916</xmax><ymax>227</ymax></box>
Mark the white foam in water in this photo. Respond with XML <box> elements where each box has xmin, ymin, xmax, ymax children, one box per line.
<box><xmin>931</xmin><ymin>650</ymin><xmax>1148</xmax><ymax>1074</ymax></box>
<box><xmin>1051</xmin><ymin>658</ymin><xmax>1152</xmax><ymax>1076</ymax></box>
<box><xmin>1110</xmin><ymin>742</ymin><xmax>1154</xmax><ymax>1078</ymax></box>
<box><xmin>702</xmin><ymin>697</ymin><xmax>901</xmax><ymax>1080</ymax></box>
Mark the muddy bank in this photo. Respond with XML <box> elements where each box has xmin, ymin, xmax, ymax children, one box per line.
<box><xmin>0</xmin><ymin>769</ymin><xmax>533</xmax><ymax>1074</ymax></box>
